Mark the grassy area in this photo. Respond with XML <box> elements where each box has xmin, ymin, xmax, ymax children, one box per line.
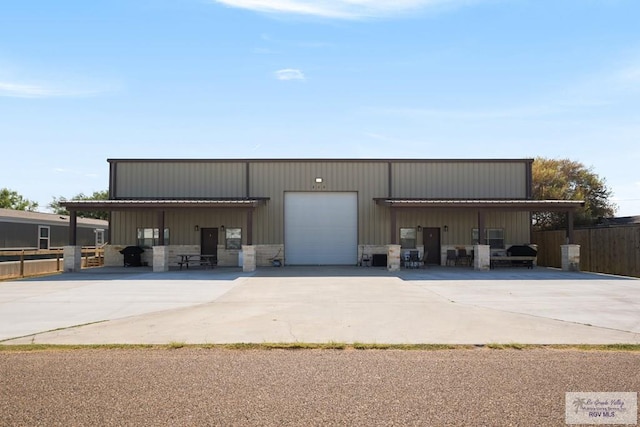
<box><xmin>1</xmin><ymin>343</ymin><xmax>639</xmax><ymax>352</ymax></box>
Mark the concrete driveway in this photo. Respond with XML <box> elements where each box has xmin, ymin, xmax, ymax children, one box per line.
<box><xmin>1</xmin><ymin>266</ymin><xmax>639</xmax><ymax>345</ymax></box>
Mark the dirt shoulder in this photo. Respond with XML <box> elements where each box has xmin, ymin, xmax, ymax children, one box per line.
<box><xmin>1</xmin><ymin>348</ymin><xmax>638</xmax><ymax>426</ymax></box>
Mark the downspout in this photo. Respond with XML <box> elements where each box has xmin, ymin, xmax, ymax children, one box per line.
<box><xmin>388</xmin><ymin>162</ymin><xmax>394</xmax><ymax>244</ymax></box>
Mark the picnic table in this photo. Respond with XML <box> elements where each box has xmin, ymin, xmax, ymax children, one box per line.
<box><xmin>177</xmin><ymin>254</ymin><xmax>216</xmax><ymax>270</ymax></box>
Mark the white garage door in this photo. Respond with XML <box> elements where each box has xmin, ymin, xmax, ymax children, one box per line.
<box><xmin>285</xmin><ymin>192</ymin><xmax>358</xmax><ymax>265</ymax></box>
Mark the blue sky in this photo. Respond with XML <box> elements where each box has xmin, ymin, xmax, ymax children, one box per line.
<box><xmin>1</xmin><ymin>0</ymin><xmax>639</xmax><ymax>215</ymax></box>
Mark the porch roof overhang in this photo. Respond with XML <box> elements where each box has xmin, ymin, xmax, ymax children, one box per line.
<box><xmin>374</xmin><ymin>198</ymin><xmax>585</xmax><ymax>211</ymax></box>
<box><xmin>61</xmin><ymin>198</ymin><xmax>269</xmax><ymax>211</ymax></box>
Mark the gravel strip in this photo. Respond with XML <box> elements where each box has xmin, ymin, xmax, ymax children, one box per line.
<box><xmin>1</xmin><ymin>348</ymin><xmax>638</xmax><ymax>426</ymax></box>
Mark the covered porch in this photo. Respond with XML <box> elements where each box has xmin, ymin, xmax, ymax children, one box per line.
<box><xmin>374</xmin><ymin>198</ymin><xmax>585</xmax><ymax>271</ymax></box>
<box><xmin>60</xmin><ymin>198</ymin><xmax>269</xmax><ymax>273</ymax></box>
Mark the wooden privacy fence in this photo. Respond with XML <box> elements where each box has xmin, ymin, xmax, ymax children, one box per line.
<box><xmin>0</xmin><ymin>247</ymin><xmax>105</xmax><ymax>280</ymax></box>
<box><xmin>532</xmin><ymin>225</ymin><xmax>640</xmax><ymax>278</ymax></box>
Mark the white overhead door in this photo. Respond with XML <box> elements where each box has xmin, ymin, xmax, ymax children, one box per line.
<box><xmin>285</xmin><ymin>192</ymin><xmax>358</xmax><ymax>265</ymax></box>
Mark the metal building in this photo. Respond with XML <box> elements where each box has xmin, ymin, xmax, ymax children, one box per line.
<box><xmin>61</xmin><ymin>158</ymin><xmax>583</xmax><ymax>269</ymax></box>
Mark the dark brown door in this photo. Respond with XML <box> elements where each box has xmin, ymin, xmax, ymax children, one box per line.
<box><xmin>201</xmin><ymin>228</ymin><xmax>218</xmax><ymax>257</ymax></box>
<box><xmin>423</xmin><ymin>227</ymin><xmax>440</xmax><ymax>265</ymax></box>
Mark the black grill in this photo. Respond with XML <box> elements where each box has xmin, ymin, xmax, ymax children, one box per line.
<box><xmin>506</xmin><ymin>245</ymin><xmax>537</xmax><ymax>257</ymax></box>
<box><xmin>119</xmin><ymin>246</ymin><xmax>144</xmax><ymax>267</ymax></box>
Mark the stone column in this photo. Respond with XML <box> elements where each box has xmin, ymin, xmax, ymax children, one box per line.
<box><xmin>152</xmin><ymin>246</ymin><xmax>169</xmax><ymax>272</ymax></box>
<box><xmin>561</xmin><ymin>244</ymin><xmax>580</xmax><ymax>271</ymax></box>
<box><xmin>473</xmin><ymin>244</ymin><xmax>490</xmax><ymax>271</ymax></box>
<box><xmin>242</xmin><ymin>245</ymin><xmax>256</xmax><ymax>272</ymax></box>
<box><xmin>387</xmin><ymin>244</ymin><xmax>401</xmax><ymax>271</ymax></box>
<box><xmin>63</xmin><ymin>246</ymin><xmax>82</xmax><ymax>272</ymax></box>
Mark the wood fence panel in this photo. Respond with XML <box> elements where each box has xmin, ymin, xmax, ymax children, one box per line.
<box><xmin>533</xmin><ymin>226</ymin><xmax>640</xmax><ymax>278</ymax></box>
<box><xmin>574</xmin><ymin>230</ymin><xmax>591</xmax><ymax>272</ymax></box>
<box><xmin>532</xmin><ymin>230</ymin><xmax>564</xmax><ymax>268</ymax></box>
<box><xmin>0</xmin><ymin>248</ymin><xmax>104</xmax><ymax>280</ymax></box>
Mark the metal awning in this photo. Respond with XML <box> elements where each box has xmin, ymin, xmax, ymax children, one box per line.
<box><xmin>374</xmin><ymin>199</ymin><xmax>584</xmax><ymax>211</ymax></box>
<box><xmin>61</xmin><ymin>198</ymin><xmax>269</xmax><ymax>211</ymax></box>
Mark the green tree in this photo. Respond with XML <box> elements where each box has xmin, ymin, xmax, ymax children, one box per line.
<box><xmin>0</xmin><ymin>188</ymin><xmax>39</xmax><ymax>211</ymax></box>
<box><xmin>532</xmin><ymin>157</ymin><xmax>616</xmax><ymax>229</ymax></box>
<box><xmin>49</xmin><ymin>190</ymin><xmax>109</xmax><ymax>220</ymax></box>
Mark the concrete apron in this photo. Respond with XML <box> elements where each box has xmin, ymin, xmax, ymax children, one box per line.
<box><xmin>1</xmin><ymin>266</ymin><xmax>639</xmax><ymax>345</ymax></box>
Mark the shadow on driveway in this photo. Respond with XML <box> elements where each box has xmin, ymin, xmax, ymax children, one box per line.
<box><xmin>11</xmin><ymin>265</ymin><xmax>638</xmax><ymax>282</ymax></box>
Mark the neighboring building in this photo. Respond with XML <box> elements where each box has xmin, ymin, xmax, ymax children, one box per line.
<box><xmin>595</xmin><ymin>215</ymin><xmax>640</xmax><ymax>227</ymax></box>
<box><xmin>0</xmin><ymin>208</ymin><xmax>107</xmax><ymax>250</ymax></box>
<box><xmin>61</xmin><ymin>158</ymin><xmax>583</xmax><ymax>269</ymax></box>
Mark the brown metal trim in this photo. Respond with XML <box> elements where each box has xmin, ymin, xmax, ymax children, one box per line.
<box><xmin>109</xmin><ymin>161</ymin><xmax>116</xmax><ymax>199</ymax></box>
<box><xmin>477</xmin><ymin>210</ymin><xmax>486</xmax><ymax>245</ymax></box>
<box><xmin>245</xmin><ymin>161</ymin><xmax>250</xmax><ymax>198</ymax></box>
<box><xmin>107</xmin><ymin>212</ymin><xmax>112</xmax><ymax>246</ymax></box>
<box><xmin>387</xmin><ymin>162</ymin><xmax>392</xmax><ymax>198</ymax></box>
<box><xmin>525</xmin><ymin>161</ymin><xmax>533</xmax><ymax>199</ymax></box>
<box><xmin>157</xmin><ymin>211</ymin><xmax>165</xmax><ymax>246</ymax></box>
<box><xmin>567</xmin><ymin>211</ymin><xmax>575</xmax><ymax>244</ymax></box>
<box><xmin>61</xmin><ymin>199</ymin><xmax>270</xmax><ymax>211</ymax></box>
<box><xmin>374</xmin><ymin>198</ymin><xmax>584</xmax><ymax>211</ymax></box>
<box><xmin>107</xmin><ymin>158</ymin><xmax>535</xmax><ymax>165</ymax></box>
<box><xmin>247</xmin><ymin>208</ymin><xmax>253</xmax><ymax>245</ymax></box>
<box><xmin>390</xmin><ymin>208</ymin><xmax>397</xmax><ymax>244</ymax></box>
<box><xmin>69</xmin><ymin>211</ymin><xmax>77</xmax><ymax>246</ymax></box>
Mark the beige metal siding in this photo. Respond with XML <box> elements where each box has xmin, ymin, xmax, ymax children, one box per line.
<box><xmin>110</xmin><ymin>210</ymin><xmax>248</xmax><ymax>246</ymax></box>
<box><xmin>110</xmin><ymin>211</ymin><xmax>158</xmax><ymax>246</ymax></box>
<box><xmin>394</xmin><ymin>210</ymin><xmax>531</xmax><ymax>246</ymax></box>
<box><xmin>391</xmin><ymin>162</ymin><xmax>527</xmax><ymax>199</ymax></box>
<box><xmin>249</xmin><ymin>161</ymin><xmax>389</xmax><ymax>245</ymax></box>
<box><xmin>109</xmin><ymin>159</ymin><xmax>532</xmax><ymax>248</ymax></box>
<box><xmin>115</xmin><ymin>162</ymin><xmax>246</xmax><ymax>198</ymax></box>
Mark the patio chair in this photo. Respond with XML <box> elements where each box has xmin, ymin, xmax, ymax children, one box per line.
<box><xmin>446</xmin><ymin>249</ymin><xmax>457</xmax><ymax>266</ymax></box>
<box><xmin>360</xmin><ymin>254</ymin><xmax>371</xmax><ymax>267</ymax></box>
<box><xmin>408</xmin><ymin>250</ymin><xmax>420</xmax><ymax>269</ymax></box>
<box><xmin>402</xmin><ymin>252</ymin><xmax>411</xmax><ymax>268</ymax></box>
<box><xmin>457</xmin><ymin>248</ymin><xmax>471</xmax><ymax>266</ymax></box>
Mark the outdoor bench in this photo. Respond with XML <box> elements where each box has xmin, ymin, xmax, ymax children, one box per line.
<box><xmin>489</xmin><ymin>255</ymin><xmax>536</xmax><ymax>269</ymax></box>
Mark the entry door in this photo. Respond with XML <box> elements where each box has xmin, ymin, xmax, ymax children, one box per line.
<box><xmin>200</xmin><ymin>228</ymin><xmax>218</xmax><ymax>256</ymax></box>
<box><xmin>423</xmin><ymin>227</ymin><xmax>441</xmax><ymax>265</ymax></box>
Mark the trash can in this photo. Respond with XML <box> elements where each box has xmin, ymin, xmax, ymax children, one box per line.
<box><xmin>119</xmin><ymin>246</ymin><xmax>144</xmax><ymax>267</ymax></box>
<box><xmin>372</xmin><ymin>254</ymin><xmax>387</xmax><ymax>267</ymax></box>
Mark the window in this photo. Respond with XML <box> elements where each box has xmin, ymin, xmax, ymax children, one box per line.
<box><xmin>38</xmin><ymin>226</ymin><xmax>50</xmax><ymax>250</ymax></box>
<box><xmin>400</xmin><ymin>227</ymin><xmax>417</xmax><ymax>249</ymax></box>
<box><xmin>472</xmin><ymin>228</ymin><xmax>504</xmax><ymax>249</ymax></box>
<box><xmin>225</xmin><ymin>227</ymin><xmax>242</xmax><ymax>250</ymax></box>
<box><xmin>95</xmin><ymin>229</ymin><xmax>105</xmax><ymax>246</ymax></box>
<box><xmin>136</xmin><ymin>228</ymin><xmax>169</xmax><ymax>248</ymax></box>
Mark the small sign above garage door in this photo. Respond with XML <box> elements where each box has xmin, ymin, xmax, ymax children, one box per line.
<box><xmin>284</xmin><ymin>192</ymin><xmax>358</xmax><ymax>265</ymax></box>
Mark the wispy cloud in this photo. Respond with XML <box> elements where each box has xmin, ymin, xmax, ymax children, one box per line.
<box><xmin>613</xmin><ymin>63</ymin><xmax>640</xmax><ymax>87</ymax></box>
<box><xmin>274</xmin><ymin>68</ymin><xmax>306</xmax><ymax>81</ymax></box>
<box><xmin>214</xmin><ymin>0</ymin><xmax>468</xmax><ymax>19</ymax></box>
<box><xmin>0</xmin><ymin>80</ymin><xmax>111</xmax><ymax>98</ymax></box>
<box><xmin>253</xmin><ymin>47</ymin><xmax>280</xmax><ymax>55</ymax></box>
<box><xmin>0</xmin><ymin>81</ymin><xmax>65</xmax><ymax>98</ymax></box>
